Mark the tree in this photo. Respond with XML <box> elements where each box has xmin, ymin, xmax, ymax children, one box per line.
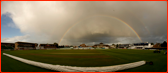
<box><xmin>54</xmin><ymin>42</ymin><xmax>58</xmax><ymax>48</ymax></box>
<box><xmin>151</xmin><ymin>43</ymin><xmax>154</xmax><ymax>45</ymax></box>
<box><xmin>161</xmin><ymin>41</ymin><xmax>167</xmax><ymax>47</ymax></box>
<box><xmin>116</xmin><ymin>44</ymin><xmax>119</xmax><ymax>48</ymax></box>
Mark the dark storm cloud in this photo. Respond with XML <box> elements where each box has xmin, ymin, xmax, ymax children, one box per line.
<box><xmin>1</xmin><ymin>1</ymin><xmax>167</xmax><ymax>45</ymax></box>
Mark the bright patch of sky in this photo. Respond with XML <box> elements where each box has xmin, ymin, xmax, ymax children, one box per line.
<box><xmin>1</xmin><ymin>13</ymin><xmax>23</xmax><ymax>39</ymax></box>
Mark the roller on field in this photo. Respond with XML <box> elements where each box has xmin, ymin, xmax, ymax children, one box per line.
<box><xmin>3</xmin><ymin>53</ymin><xmax>150</xmax><ymax>72</ymax></box>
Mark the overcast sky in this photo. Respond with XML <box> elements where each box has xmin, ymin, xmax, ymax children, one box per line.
<box><xmin>1</xmin><ymin>1</ymin><xmax>167</xmax><ymax>46</ymax></box>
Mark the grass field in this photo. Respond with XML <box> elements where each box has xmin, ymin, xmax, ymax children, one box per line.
<box><xmin>1</xmin><ymin>49</ymin><xmax>167</xmax><ymax>72</ymax></box>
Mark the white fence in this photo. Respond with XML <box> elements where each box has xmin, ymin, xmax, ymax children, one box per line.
<box><xmin>74</xmin><ymin>47</ymin><xmax>94</xmax><ymax>49</ymax></box>
<box><xmin>3</xmin><ymin>53</ymin><xmax>146</xmax><ymax>72</ymax></box>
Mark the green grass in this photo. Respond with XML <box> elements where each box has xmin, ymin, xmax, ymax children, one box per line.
<box><xmin>1</xmin><ymin>49</ymin><xmax>167</xmax><ymax>72</ymax></box>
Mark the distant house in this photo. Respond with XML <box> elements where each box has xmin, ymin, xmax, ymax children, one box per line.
<box><xmin>93</xmin><ymin>43</ymin><xmax>110</xmax><ymax>49</ymax></box>
<box><xmin>73</xmin><ymin>46</ymin><xmax>77</xmax><ymax>48</ymax></box>
<box><xmin>153</xmin><ymin>43</ymin><xmax>161</xmax><ymax>48</ymax></box>
<box><xmin>93</xmin><ymin>44</ymin><xmax>98</xmax><ymax>48</ymax></box>
<box><xmin>15</xmin><ymin>42</ymin><xmax>38</xmax><ymax>50</ymax></box>
<box><xmin>39</xmin><ymin>44</ymin><xmax>57</xmax><ymax>49</ymax></box>
<box><xmin>80</xmin><ymin>44</ymin><xmax>87</xmax><ymax>47</ymax></box>
<box><xmin>99</xmin><ymin>43</ymin><xmax>105</xmax><ymax>48</ymax></box>
<box><xmin>110</xmin><ymin>45</ymin><xmax>116</xmax><ymax>49</ymax></box>
<box><xmin>76</xmin><ymin>44</ymin><xmax>93</xmax><ymax>49</ymax></box>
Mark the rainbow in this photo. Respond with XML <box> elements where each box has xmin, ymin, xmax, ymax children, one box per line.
<box><xmin>59</xmin><ymin>15</ymin><xmax>142</xmax><ymax>45</ymax></box>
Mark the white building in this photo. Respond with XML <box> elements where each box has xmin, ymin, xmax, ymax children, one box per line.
<box><xmin>105</xmin><ymin>47</ymin><xmax>109</xmax><ymax>49</ymax></box>
<box><xmin>128</xmin><ymin>42</ymin><xmax>153</xmax><ymax>49</ymax></box>
<box><xmin>110</xmin><ymin>45</ymin><xmax>116</xmax><ymax>49</ymax></box>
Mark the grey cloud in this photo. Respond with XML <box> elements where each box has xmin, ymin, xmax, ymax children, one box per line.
<box><xmin>1</xmin><ymin>1</ymin><xmax>167</xmax><ymax>45</ymax></box>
